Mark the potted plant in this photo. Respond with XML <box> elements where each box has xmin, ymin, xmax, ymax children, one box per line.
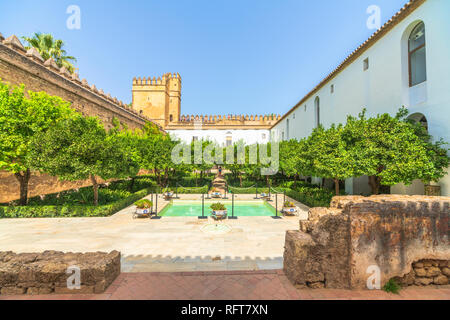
<box><xmin>282</xmin><ymin>201</ymin><xmax>297</xmax><ymax>216</ymax></box>
<box><xmin>210</xmin><ymin>202</ymin><xmax>227</xmax><ymax>220</ymax></box>
<box><xmin>164</xmin><ymin>189</ymin><xmax>174</xmax><ymax>199</ymax></box>
<box><xmin>260</xmin><ymin>191</ymin><xmax>270</xmax><ymax>199</ymax></box>
<box><xmin>210</xmin><ymin>187</ymin><xmax>222</xmax><ymax>198</ymax></box>
<box><xmin>133</xmin><ymin>199</ymin><xmax>153</xmax><ymax>218</ymax></box>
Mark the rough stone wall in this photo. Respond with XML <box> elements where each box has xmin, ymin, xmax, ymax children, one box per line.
<box><xmin>284</xmin><ymin>195</ymin><xmax>450</xmax><ymax>289</ymax></box>
<box><xmin>394</xmin><ymin>259</ymin><xmax>449</xmax><ymax>286</ymax></box>
<box><xmin>0</xmin><ymin>251</ymin><xmax>120</xmax><ymax>295</ymax></box>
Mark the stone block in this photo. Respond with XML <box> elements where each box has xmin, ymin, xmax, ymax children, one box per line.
<box><xmin>0</xmin><ymin>251</ymin><xmax>120</xmax><ymax>295</ymax></box>
<box><xmin>433</xmin><ymin>275</ymin><xmax>448</xmax><ymax>285</ymax></box>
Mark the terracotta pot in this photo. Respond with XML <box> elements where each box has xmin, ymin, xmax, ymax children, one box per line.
<box><xmin>424</xmin><ymin>185</ymin><xmax>441</xmax><ymax>196</ymax></box>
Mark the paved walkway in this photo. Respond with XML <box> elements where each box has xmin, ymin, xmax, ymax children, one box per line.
<box><xmin>1</xmin><ymin>270</ymin><xmax>449</xmax><ymax>300</ymax></box>
<box><xmin>0</xmin><ymin>194</ymin><xmax>308</xmax><ymax>272</ymax></box>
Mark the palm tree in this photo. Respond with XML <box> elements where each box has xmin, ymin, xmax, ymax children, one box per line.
<box><xmin>22</xmin><ymin>33</ymin><xmax>77</xmax><ymax>73</ymax></box>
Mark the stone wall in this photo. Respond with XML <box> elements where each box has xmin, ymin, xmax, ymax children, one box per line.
<box><xmin>0</xmin><ymin>251</ymin><xmax>120</xmax><ymax>295</ymax></box>
<box><xmin>394</xmin><ymin>259</ymin><xmax>449</xmax><ymax>286</ymax></box>
<box><xmin>284</xmin><ymin>195</ymin><xmax>450</xmax><ymax>289</ymax></box>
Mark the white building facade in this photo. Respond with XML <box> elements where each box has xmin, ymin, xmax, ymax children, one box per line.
<box><xmin>271</xmin><ymin>0</ymin><xmax>450</xmax><ymax>196</ymax></box>
<box><xmin>168</xmin><ymin>129</ymin><xmax>270</xmax><ymax>146</ymax></box>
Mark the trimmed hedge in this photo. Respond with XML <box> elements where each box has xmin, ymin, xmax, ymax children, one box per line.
<box><xmin>228</xmin><ymin>186</ymin><xmax>270</xmax><ymax>194</ymax></box>
<box><xmin>285</xmin><ymin>188</ymin><xmax>334</xmax><ymax>208</ymax></box>
<box><xmin>175</xmin><ymin>185</ymin><xmax>209</xmax><ymax>194</ymax></box>
<box><xmin>0</xmin><ymin>188</ymin><xmax>150</xmax><ymax>219</ymax></box>
<box><xmin>227</xmin><ymin>179</ymin><xmax>337</xmax><ymax>207</ymax></box>
<box><xmin>109</xmin><ymin>177</ymin><xmax>157</xmax><ymax>193</ymax></box>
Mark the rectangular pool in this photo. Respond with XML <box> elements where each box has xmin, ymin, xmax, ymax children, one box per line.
<box><xmin>159</xmin><ymin>200</ymin><xmax>276</xmax><ymax>217</ymax></box>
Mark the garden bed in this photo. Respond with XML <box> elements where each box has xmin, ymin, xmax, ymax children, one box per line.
<box><xmin>227</xmin><ymin>180</ymin><xmax>338</xmax><ymax>208</ymax></box>
<box><xmin>0</xmin><ymin>186</ymin><xmax>151</xmax><ymax>218</ymax></box>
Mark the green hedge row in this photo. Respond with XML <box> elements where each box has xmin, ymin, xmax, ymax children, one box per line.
<box><xmin>228</xmin><ymin>186</ymin><xmax>269</xmax><ymax>194</ymax></box>
<box><xmin>285</xmin><ymin>188</ymin><xmax>333</xmax><ymax>208</ymax></box>
<box><xmin>0</xmin><ymin>188</ymin><xmax>150</xmax><ymax>219</ymax></box>
<box><xmin>174</xmin><ymin>185</ymin><xmax>209</xmax><ymax>194</ymax></box>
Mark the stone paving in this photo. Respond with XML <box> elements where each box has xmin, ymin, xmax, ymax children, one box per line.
<box><xmin>1</xmin><ymin>270</ymin><xmax>449</xmax><ymax>300</ymax></box>
<box><xmin>0</xmin><ymin>194</ymin><xmax>307</xmax><ymax>272</ymax></box>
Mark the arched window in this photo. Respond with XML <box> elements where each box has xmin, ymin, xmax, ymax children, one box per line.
<box><xmin>408</xmin><ymin>113</ymin><xmax>428</xmax><ymax>132</ymax></box>
<box><xmin>409</xmin><ymin>22</ymin><xmax>426</xmax><ymax>87</ymax></box>
<box><xmin>226</xmin><ymin>131</ymin><xmax>232</xmax><ymax>146</ymax></box>
<box><xmin>169</xmin><ymin>114</ymin><xmax>173</xmax><ymax>122</ymax></box>
<box><xmin>314</xmin><ymin>97</ymin><xmax>320</xmax><ymax>128</ymax></box>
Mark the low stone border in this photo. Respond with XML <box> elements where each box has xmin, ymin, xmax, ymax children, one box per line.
<box><xmin>0</xmin><ymin>251</ymin><xmax>120</xmax><ymax>295</ymax></box>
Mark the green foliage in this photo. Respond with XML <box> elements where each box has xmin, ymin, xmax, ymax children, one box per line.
<box><xmin>0</xmin><ymin>188</ymin><xmax>150</xmax><ymax>218</ymax></box>
<box><xmin>0</xmin><ymin>81</ymin><xmax>76</xmax><ymax>205</ymax></box>
<box><xmin>134</xmin><ymin>199</ymin><xmax>152</xmax><ymax>209</ymax></box>
<box><xmin>28</xmin><ymin>115</ymin><xmax>140</xmax><ymax>205</ymax></box>
<box><xmin>285</xmin><ymin>186</ymin><xmax>335</xmax><ymax>208</ymax></box>
<box><xmin>210</xmin><ymin>202</ymin><xmax>226</xmax><ymax>211</ymax></box>
<box><xmin>22</xmin><ymin>187</ymin><xmax>132</xmax><ymax>206</ymax></box>
<box><xmin>21</xmin><ymin>33</ymin><xmax>77</xmax><ymax>73</ymax></box>
<box><xmin>176</xmin><ymin>185</ymin><xmax>209</xmax><ymax>194</ymax></box>
<box><xmin>0</xmin><ymin>81</ymin><xmax>74</xmax><ymax>174</ymax></box>
<box><xmin>279</xmin><ymin>140</ymin><xmax>304</xmax><ymax>178</ymax></box>
<box><xmin>303</xmin><ymin>124</ymin><xmax>360</xmax><ymax>195</ymax></box>
<box><xmin>228</xmin><ymin>186</ymin><xmax>269</xmax><ymax>194</ymax></box>
<box><xmin>135</xmin><ymin>126</ymin><xmax>177</xmax><ymax>187</ymax></box>
<box><xmin>345</xmin><ymin>108</ymin><xmax>449</xmax><ymax>194</ymax></box>
<box><xmin>284</xmin><ymin>201</ymin><xmax>295</xmax><ymax>207</ymax></box>
<box><xmin>170</xmin><ymin>175</ymin><xmax>214</xmax><ymax>188</ymax></box>
<box><xmin>382</xmin><ymin>279</ymin><xmax>401</xmax><ymax>294</ymax></box>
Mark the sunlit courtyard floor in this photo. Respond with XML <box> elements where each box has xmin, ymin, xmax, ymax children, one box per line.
<box><xmin>0</xmin><ymin>194</ymin><xmax>309</xmax><ymax>272</ymax></box>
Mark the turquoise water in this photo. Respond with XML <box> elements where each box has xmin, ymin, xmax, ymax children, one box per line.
<box><xmin>159</xmin><ymin>200</ymin><xmax>275</xmax><ymax>217</ymax></box>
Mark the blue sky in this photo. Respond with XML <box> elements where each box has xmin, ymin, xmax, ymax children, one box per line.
<box><xmin>0</xmin><ymin>0</ymin><xmax>407</xmax><ymax>116</ymax></box>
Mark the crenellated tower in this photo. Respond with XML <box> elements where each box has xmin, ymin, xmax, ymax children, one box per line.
<box><xmin>132</xmin><ymin>73</ymin><xmax>181</xmax><ymax>127</ymax></box>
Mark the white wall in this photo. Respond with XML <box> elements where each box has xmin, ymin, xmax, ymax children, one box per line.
<box><xmin>271</xmin><ymin>0</ymin><xmax>450</xmax><ymax>196</ymax></box>
<box><xmin>168</xmin><ymin>129</ymin><xmax>270</xmax><ymax>146</ymax></box>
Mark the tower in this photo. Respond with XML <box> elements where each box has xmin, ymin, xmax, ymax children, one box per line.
<box><xmin>132</xmin><ymin>73</ymin><xmax>181</xmax><ymax>128</ymax></box>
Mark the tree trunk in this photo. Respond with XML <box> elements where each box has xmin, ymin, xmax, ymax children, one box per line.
<box><xmin>90</xmin><ymin>175</ymin><xmax>99</xmax><ymax>206</ymax></box>
<box><xmin>239</xmin><ymin>173</ymin><xmax>242</xmax><ymax>187</ymax></box>
<box><xmin>155</xmin><ymin>168</ymin><xmax>161</xmax><ymax>186</ymax></box>
<box><xmin>129</xmin><ymin>177</ymin><xmax>135</xmax><ymax>192</ymax></box>
<box><xmin>368</xmin><ymin>175</ymin><xmax>381</xmax><ymax>195</ymax></box>
<box><xmin>163</xmin><ymin>168</ymin><xmax>169</xmax><ymax>188</ymax></box>
<box><xmin>14</xmin><ymin>169</ymin><xmax>31</xmax><ymax>206</ymax></box>
<box><xmin>334</xmin><ymin>178</ymin><xmax>340</xmax><ymax>196</ymax></box>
